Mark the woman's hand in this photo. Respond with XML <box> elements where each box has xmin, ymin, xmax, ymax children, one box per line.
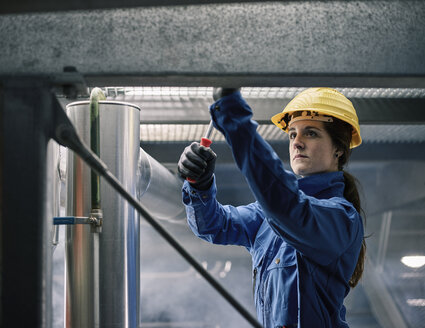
<box><xmin>178</xmin><ymin>142</ymin><xmax>217</xmax><ymax>190</ymax></box>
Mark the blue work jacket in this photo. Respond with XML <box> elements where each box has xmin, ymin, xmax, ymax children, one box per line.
<box><xmin>182</xmin><ymin>92</ymin><xmax>364</xmax><ymax>327</ymax></box>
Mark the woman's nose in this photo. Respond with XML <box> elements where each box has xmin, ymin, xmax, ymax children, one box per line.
<box><xmin>292</xmin><ymin>135</ymin><xmax>305</xmax><ymax>149</ymax></box>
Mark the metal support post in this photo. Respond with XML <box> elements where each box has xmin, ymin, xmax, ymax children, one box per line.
<box><xmin>0</xmin><ymin>79</ymin><xmax>55</xmax><ymax>328</ymax></box>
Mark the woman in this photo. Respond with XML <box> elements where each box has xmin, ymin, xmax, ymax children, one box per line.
<box><xmin>178</xmin><ymin>88</ymin><xmax>366</xmax><ymax>328</ymax></box>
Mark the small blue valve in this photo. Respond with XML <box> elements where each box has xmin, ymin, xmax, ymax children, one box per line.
<box><xmin>53</xmin><ymin>216</ymin><xmax>91</xmax><ymax>225</ymax></box>
<box><xmin>54</xmin><ymin>216</ymin><xmax>77</xmax><ymax>225</ymax></box>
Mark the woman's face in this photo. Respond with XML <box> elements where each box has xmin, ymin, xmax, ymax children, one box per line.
<box><xmin>288</xmin><ymin>120</ymin><xmax>340</xmax><ymax>177</ymax></box>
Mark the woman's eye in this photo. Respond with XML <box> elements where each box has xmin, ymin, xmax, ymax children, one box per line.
<box><xmin>306</xmin><ymin>130</ymin><xmax>317</xmax><ymax>137</ymax></box>
<box><xmin>289</xmin><ymin>132</ymin><xmax>296</xmax><ymax>139</ymax></box>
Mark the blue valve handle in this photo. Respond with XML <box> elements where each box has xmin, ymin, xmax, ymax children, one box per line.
<box><xmin>53</xmin><ymin>216</ymin><xmax>90</xmax><ymax>225</ymax></box>
<box><xmin>54</xmin><ymin>216</ymin><xmax>76</xmax><ymax>225</ymax></box>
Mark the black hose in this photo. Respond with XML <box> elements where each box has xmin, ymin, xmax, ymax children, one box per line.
<box><xmin>54</xmin><ymin>117</ymin><xmax>262</xmax><ymax>328</ymax></box>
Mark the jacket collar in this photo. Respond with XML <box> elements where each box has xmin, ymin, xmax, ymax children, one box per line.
<box><xmin>298</xmin><ymin>171</ymin><xmax>345</xmax><ymax>199</ymax></box>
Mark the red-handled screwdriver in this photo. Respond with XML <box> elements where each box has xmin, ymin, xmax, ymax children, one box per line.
<box><xmin>187</xmin><ymin>120</ymin><xmax>214</xmax><ymax>183</ymax></box>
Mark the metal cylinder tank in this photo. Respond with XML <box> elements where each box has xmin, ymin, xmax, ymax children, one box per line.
<box><xmin>66</xmin><ymin>101</ymin><xmax>141</xmax><ymax>328</ymax></box>
<box><xmin>65</xmin><ymin>99</ymin><xmax>186</xmax><ymax>328</ymax></box>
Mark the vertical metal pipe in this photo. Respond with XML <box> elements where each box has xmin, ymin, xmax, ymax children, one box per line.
<box><xmin>65</xmin><ymin>100</ymin><xmax>140</xmax><ymax>328</ymax></box>
<box><xmin>376</xmin><ymin>211</ymin><xmax>392</xmax><ymax>272</ymax></box>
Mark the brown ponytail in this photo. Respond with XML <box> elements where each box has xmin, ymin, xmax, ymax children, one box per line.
<box><xmin>324</xmin><ymin>118</ymin><xmax>366</xmax><ymax>288</ymax></box>
<box><xmin>342</xmin><ymin>171</ymin><xmax>366</xmax><ymax>288</ymax></box>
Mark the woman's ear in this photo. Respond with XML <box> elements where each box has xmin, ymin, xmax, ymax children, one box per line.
<box><xmin>335</xmin><ymin>150</ymin><xmax>344</xmax><ymax>158</ymax></box>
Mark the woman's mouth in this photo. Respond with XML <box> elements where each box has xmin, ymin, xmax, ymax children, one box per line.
<box><xmin>293</xmin><ymin>154</ymin><xmax>308</xmax><ymax>160</ymax></box>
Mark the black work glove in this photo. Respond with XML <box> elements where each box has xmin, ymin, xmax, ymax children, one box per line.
<box><xmin>212</xmin><ymin>87</ymin><xmax>241</xmax><ymax>101</ymax></box>
<box><xmin>178</xmin><ymin>142</ymin><xmax>217</xmax><ymax>190</ymax></box>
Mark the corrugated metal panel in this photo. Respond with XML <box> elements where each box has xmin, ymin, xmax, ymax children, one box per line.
<box><xmin>103</xmin><ymin>86</ymin><xmax>425</xmax><ymax>99</ymax></box>
<box><xmin>361</xmin><ymin>125</ymin><xmax>425</xmax><ymax>143</ymax></box>
<box><xmin>94</xmin><ymin>87</ymin><xmax>425</xmax><ymax>143</ymax></box>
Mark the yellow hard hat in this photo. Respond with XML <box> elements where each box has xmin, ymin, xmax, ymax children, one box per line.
<box><xmin>271</xmin><ymin>87</ymin><xmax>362</xmax><ymax>148</ymax></box>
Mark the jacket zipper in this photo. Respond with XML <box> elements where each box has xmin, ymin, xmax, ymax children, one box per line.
<box><xmin>252</xmin><ymin>267</ymin><xmax>257</xmax><ymax>298</ymax></box>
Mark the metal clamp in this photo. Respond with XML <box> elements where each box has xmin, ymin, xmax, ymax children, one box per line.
<box><xmin>89</xmin><ymin>208</ymin><xmax>103</xmax><ymax>233</ymax></box>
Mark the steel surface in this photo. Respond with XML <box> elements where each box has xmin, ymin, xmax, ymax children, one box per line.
<box><xmin>65</xmin><ymin>101</ymin><xmax>141</xmax><ymax>327</ymax></box>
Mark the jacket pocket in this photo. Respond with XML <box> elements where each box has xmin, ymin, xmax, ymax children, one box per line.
<box><xmin>263</xmin><ymin>247</ymin><xmax>298</xmax><ymax>326</ymax></box>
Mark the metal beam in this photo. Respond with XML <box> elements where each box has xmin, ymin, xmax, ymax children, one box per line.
<box><xmin>7</xmin><ymin>73</ymin><xmax>425</xmax><ymax>89</ymax></box>
<box><xmin>121</xmin><ymin>96</ymin><xmax>425</xmax><ymax>124</ymax></box>
<box><xmin>0</xmin><ymin>0</ymin><xmax>275</xmax><ymax>14</ymax></box>
<box><xmin>1</xmin><ymin>2</ymin><xmax>425</xmax><ymax>80</ymax></box>
<box><xmin>140</xmin><ymin>141</ymin><xmax>425</xmax><ymax>164</ymax></box>
<box><xmin>351</xmin><ymin>98</ymin><xmax>425</xmax><ymax>124</ymax></box>
<box><xmin>85</xmin><ymin>74</ymin><xmax>425</xmax><ymax>89</ymax></box>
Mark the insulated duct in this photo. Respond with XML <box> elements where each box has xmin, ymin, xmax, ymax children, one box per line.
<box><xmin>137</xmin><ymin>147</ymin><xmax>186</xmax><ymax>222</ymax></box>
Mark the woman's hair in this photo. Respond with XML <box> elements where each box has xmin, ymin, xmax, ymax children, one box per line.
<box><xmin>323</xmin><ymin>118</ymin><xmax>366</xmax><ymax>288</ymax></box>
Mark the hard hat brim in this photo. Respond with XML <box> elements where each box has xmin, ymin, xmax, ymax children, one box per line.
<box><xmin>271</xmin><ymin>110</ymin><xmax>362</xmax><ymax>149</ymax></box>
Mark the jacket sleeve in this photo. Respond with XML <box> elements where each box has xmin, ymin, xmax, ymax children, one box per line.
<box><xmin>209</xmin><ymin>92</ymin><xmax>362</xmax><ymax>265</ymax></box>
<box><xmin>182</xmin><ymin>177</ymin><xmax>264</xmax><ymax>251</ymax></box>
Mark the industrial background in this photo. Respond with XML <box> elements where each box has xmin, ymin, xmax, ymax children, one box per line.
<box><xmin>1</xmin><ymin>1</ymin><xmax>424</xmax><ymax>328</ymax></box>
